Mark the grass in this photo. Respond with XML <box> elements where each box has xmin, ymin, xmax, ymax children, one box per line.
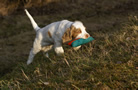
<box><xmin>0</xmin><ymin>0</ymin><xmax>138</xmax><ymax>89</ymax></box>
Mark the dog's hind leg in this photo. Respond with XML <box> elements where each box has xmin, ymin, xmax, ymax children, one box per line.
<box><xmin>41</xmin><ymin>45</ymin><xmax>53</xmax><ymax>58</ymax></box>
<box><xmin>27</xmin><ymin>38</ymin><xmax>42</xmax><ymax>65</ymax></box>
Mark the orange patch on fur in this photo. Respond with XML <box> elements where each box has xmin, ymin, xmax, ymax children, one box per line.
<box><xmin>48</xmin><ymin>31</ymin><xmax>52</xmax><ymax>38</ymax></box>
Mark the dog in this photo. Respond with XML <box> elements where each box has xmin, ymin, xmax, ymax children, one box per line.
<box><xmin>25</xmin><ymin>9</ymin><xmax>90</xmax><ymax>65</ymax></box>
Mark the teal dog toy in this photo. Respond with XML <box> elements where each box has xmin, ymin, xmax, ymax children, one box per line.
<box><xmin>68</xmin><ymin>37</ymin><xmax>94</xmax><ymax>47</ymax></box>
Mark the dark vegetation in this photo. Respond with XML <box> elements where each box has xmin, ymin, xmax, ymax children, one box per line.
<box><xmin>0</xmin><ymin>0</ymin><xmax>138</xmax><ymax>89</ymax></box>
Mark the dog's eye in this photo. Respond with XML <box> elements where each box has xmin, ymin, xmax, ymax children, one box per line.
<box><xmin>76</xmin><ymin>29</ymin><xmax>82</xmax><ymax>33</ymax></box>
<box><xmin>78</xmin><ymin>30</ymin><xmax>82</xmax><ymax>33</ymax></box>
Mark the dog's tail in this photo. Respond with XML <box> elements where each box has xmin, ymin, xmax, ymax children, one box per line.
<box><xmin>25</xmin><ymin>9</ymin><xmax>40</xmax><ymax>31</ymax></box>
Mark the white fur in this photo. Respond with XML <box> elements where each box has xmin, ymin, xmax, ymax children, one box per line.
<box><xmin>25</xmin><ymin>9</ymin><xmax>40</xmax><ymax>31</ymax></box>
<box><xmin>25</xmin><ymin>9</ymin><xmax>90</xmax><ymax>65</ymax></box>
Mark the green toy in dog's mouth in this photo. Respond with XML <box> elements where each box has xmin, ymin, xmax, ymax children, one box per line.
<box><xmin>68</xmin><ymin>37</ymin><xmax>94</xmax><ymax>47</ymax></box>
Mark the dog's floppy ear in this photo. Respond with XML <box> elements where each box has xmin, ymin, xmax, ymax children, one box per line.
<box><xmin>62</xmin><ymin>25</ymin><xmax>75</xmax><ymax>43</ymax></box>
<box><xmin>62</xmin><ymin>25</ymin><xmax>82</xmax><ymax>43</ymax></box>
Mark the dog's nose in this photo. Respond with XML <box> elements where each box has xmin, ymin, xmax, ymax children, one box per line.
<box><xmin>85</xmin><ymin>34</ymin><xmax>90</xmax><ymax>39</ymax></box>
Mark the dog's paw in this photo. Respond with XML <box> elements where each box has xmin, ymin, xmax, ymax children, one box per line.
<box><xmin>27</xmin><ymin>60</ymin><xmax>32</xmax><ymax>65</ymax></box>
<box><xmin>55</xmin><ymin>47</ymin><xmax>64</xmax><ymax>56</ymax></box>
<box><xmin>73</xmin><ymin>46</ymin><xmax>81</xmax><ymax>51</ymax></box>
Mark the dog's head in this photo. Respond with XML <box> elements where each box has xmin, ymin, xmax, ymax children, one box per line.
<box><xmin>62</xmin><ymin>21</ymin><xmax>90</xmax><ymax>43</ymax></box>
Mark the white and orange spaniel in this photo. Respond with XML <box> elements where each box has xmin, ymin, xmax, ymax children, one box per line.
<box><xmin>25</xmin><ymin>9</ymin><xmax>90</xmax><ymax>65</ymax></box>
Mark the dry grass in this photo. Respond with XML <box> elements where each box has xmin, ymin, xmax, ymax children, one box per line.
<box><xmin>0</xmin><ymin>0</ymin><xmax>138</xmax><ymax>89</ymax></box>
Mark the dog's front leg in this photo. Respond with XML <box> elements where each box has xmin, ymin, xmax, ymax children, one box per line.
<box><xmin>54</xmin><ymin>42</ymin><xmax>64</xmax><ymax>56</ymax></box>
<box><xmin>73</xmin><ymin>45</ymin><xmax>81</xmax><ymax>51</ymax></box>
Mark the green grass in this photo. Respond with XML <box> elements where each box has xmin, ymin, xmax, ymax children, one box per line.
<box><xmin>0</xmin><ymin>0</ymin><xmax>138</xmax><ymax>89</ymax></box>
